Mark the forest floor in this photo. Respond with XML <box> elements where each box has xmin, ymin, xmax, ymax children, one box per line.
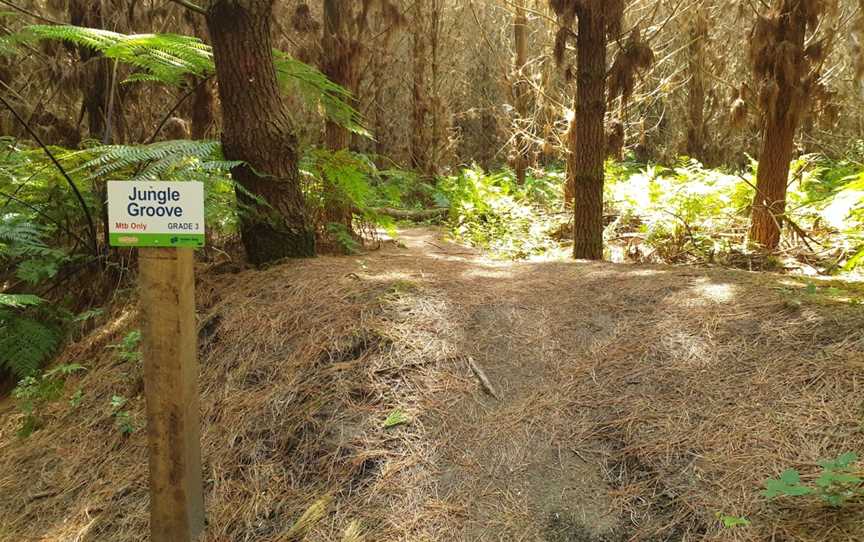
<box><xmin>1</xmin><ymin>227</ymin><xmax>864</xmax><ymax>541</ymax></box>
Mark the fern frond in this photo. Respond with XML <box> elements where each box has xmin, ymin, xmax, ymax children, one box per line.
<box><xmin>20</xmin><ymin>25</ymin><xmax>368</xmax><ymax>134</ymax></box>
<box><xmin>76</xmin><ymin>140</ymin><xmax>235</xmax><ymax>181</ymax></box>
<box><xmin>274</xmin><ymin>52</ymin><xmax>369</xmax><ymax>137</ymax></box>
<box><xmin>0</xmin><ymin>316</ymin><xmax>59</xmax><ymax>378</ymax></box>
<box><xmin>21</xmin><ymin>26</ymin><xmax>211</xmax><ymax>85</ymax></box>
<box><xmin>0</xmin><ymin>218</ymin><xmax>49</xmax><ymax>258</ymax></box>
<box><xmin>0</xmin><ymin>294</ymin><xmax>43</xmax><ymax>308</ymax></box>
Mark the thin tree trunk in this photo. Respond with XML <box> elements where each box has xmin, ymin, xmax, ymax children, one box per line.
<box><xmin>321</xmin><ymin>0</ymin><xmax>356</xmax><ymax>232</ymax></box>
<box><xmin>185</xmin><ymin>10</ymin><xmax>215</xmax><ymax>139</ymax></box>
<box><xmin>686</xmin><ymin>5</ymin><xmax>707</xmax><ymax>160</ymax></box>
<box><xmin>749</xmin><ymin>2</ymin><xmax>807</xmax><ymax>249</ymax></box>
<box><xmin>430</xmin><ymin>0</ymin><xmax>443</xmax><ymax>174</ymax></box>
<box><xmin>206</xmin><ymin>0</ymin><xmax>315</xmax><ymax>263</ymax></box>
<box><xmin>564</xmin><ymin>117</ymin><xmax>576</xmax><ymax>206</ymax></box>
<box><xmin>572</xmin><ymin>8</ymin><xmax>607</xmax><ymax>260</ymax></box>
<box><xmin>411</xmin><ymin>1</ymin><xmax>430</xmax><ymax>174</ymax></box>
<box><xmin>513</xmin><ymin>0</ymin><xmax>530</xmax><ymax>185</ymax></box>
<box><xmin>70</xmin><ymin>0</ymin><xmax>110</xmax><ymax>140</ymax></box>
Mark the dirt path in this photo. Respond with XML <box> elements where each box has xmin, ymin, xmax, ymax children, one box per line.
<box><xmin>333</xmin><ymin>228</ymin><xmax>864</xmax><ymax>541</ymax></box>
<box><xmin>1</xmin><ymin>227</ymin><xmax>862</xmax><ymax>542</ymax></box>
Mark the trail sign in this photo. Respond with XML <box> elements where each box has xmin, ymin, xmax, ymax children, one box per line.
<box><xmin>108</xmin><ymin>181</ymin><xmax>205</xmax><ymax>248</ymax></box>
<box><xmin>110</xmin><ymin>180</ymin><xmax>207</xmax><ymax>540</ymax></box>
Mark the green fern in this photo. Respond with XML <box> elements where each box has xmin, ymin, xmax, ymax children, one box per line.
<box><xmin>0</xmin><ymin>315</ymin><xmax>60</xmax><ymax>378</ymax></box>
<box><xmin>75</xmin><ymin>139</ymin><xmax>236</xmax><ymax>181</ymax></box>
<box><xmin>20</xmin><ymin>25</ymin><xmax>367</xmax><ymax>134</ymax></box>
<box><xmin>0</xmin><ymin>218</ymin><xmax>49</xmax><ymax>257</ymax></box>
<box><xmin>0</xmin><ymin>293</ymin><xmax>43</xmax><ymax>308</ymax></box>
<box><xmin>274</xmin><ymin>51</ymin><xmax>369</xmax><ymax>136</ymax></box>
<box><xmin>21</xmin><ymin>26</ymin><xmax>211</xmax><ymax>85</ymax></box>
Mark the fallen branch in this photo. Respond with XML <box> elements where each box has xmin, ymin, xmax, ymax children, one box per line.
<box><xmin>467</xmin><ymin>356</ymin><xmax>502</xmax><ymax>401</ymax></box>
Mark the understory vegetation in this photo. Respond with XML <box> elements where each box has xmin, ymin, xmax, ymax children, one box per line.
<box><xmin>4</xmin><ymin>137</ymin><xmax>863</xmax><ymax>384</ymax></box>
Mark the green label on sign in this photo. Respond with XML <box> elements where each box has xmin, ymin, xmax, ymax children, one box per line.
<box><xmin>109</xmin><ymin>233</ymin><xmax>205</xmax><ymax>248</ymax></box>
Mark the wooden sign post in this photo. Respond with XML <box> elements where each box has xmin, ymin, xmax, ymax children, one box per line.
<box><xmin>108</xmin><ymin>182</ymin><xmax>206</xmax><ymax>541</ymax></box>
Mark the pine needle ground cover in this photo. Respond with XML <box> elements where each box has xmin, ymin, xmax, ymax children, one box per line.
<box><xmin>0</xmin><ymin>228</ymin><xmax>862</xmax><ymax>541</ymax></box>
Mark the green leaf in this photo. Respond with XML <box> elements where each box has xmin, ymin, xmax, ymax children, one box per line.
<box><xmin>0</xmin><ymin>293</ymin><xmax>43</xmax><ymax>308</ymax></box>
<box><xmin>383</xmin><ymin>409</ymin><xmax>410</xmax><ymax>429</ymax></box>
<box><xmin>716</xmin><ymin>513</ymin><xmax>751</xmax><ymax>528</ymax></box>
<box><xmin>763</xmin><ymin>469</ymin><xmax>813</xmax><ymax>499</ymax></box>
<box><xmin>780</xmin><ymin>469</ymin><xmax>802</xmax><ymax>485</ymax></box>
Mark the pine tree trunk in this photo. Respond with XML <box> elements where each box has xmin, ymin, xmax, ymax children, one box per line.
<box><xmin>751</xmin><ymin>122</ymin><xmax>795</xmax><ymax>249</ymax></box>
<box><xmin>70</xmin><ymin>0</ymin><xmax>110</xmax><ymax>140</ymax></box>
<box><xmin>571</xmin><ymin>9</ymin><xmax>607</xmax><ymax>260</ymax></box>
<box><xmin>513</xmin><ymin>0</ymin><xmax>530</xmax><ymax>185</ymax></box>
<box><xmin>411</xmin><ymin>1</ymin><xmax>431</xmax><ymax>174</ymax></box>
<box><xmin>686</xmin><ymin>6</ymin><xmax>707</xmax><ymax>160</ymax></box>
<box><xmin>185</xmin><ymin>10</ymin><xmax>215</xmax><ymax>140</ymax></box>
<box><xmin>206</xmin><ymin>0</ymin><xmax>315</xmax><ymax>263</ymax></box>
<box><xmin>749</xmin><ymin>2</ymin><xmax>807</xmax><ymax>250</ymax></box>
<box><xmin>321</xmin><ymin>0</ymin><xmax>356</xmax><ymax>232</ymax></box>
<box><xmin>430</xmin><ymin>0</ymin><xmax>444</xmax><ymax>173</ymax></box>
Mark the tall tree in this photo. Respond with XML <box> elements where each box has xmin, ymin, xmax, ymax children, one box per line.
<box><xmin>748</xmin><ymin>0</ymin><xmax>827</xmax><ymax>249</ymax></box>
<box><xmin>69</xmin><ymin>0</ymin><xmax>110</xmax><ymax>140</ymax></box>
<box><xmin>319</xmin><ymin>0</ymin><xmax>401</xmax><ymax>231</ymax></box>
<box><xmin>410</xmin><ymin>0</ymin><xmax>431</xmax><ymax>174</ymax></box>
<box><xmin>551</xmin><ymin>1</ymin><xmax>625</xmax><ymax>260</ymax></box>
<box><xmin>205</xmin><ymin>0</ymin><xmax>315</xmax><ymax>263</ymax></box>
<box><xmin>686</xmin><ymin>3</ymin><xmax>708</xmax><ymax>160</ymax></box>
<box><xmin>512</xmin><ymin>0</ymin><xmax>531</xmax><ymax>185</ymax></box>
<box><xmin>321</xmin><ymin>0</ymin><xmax>360</xmax><ymax>151</ymax></box>
<box><xmin>184</xmin><ymin>10</ymin><xmax>216</xmax><ymax>140</ymax></box>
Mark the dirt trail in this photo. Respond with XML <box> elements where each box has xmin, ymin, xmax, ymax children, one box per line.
<box><xmin>380</xmin><ymin>229</ymin><xmax>621</xmax><ymax>540</ymax></box>
<box><xmin>1</xmin><ymin>227</ymin><xmax>862</xmax><ymax>542</ymax></box>
<box><xmin>336</xmin><ymin>228</ymin><xmax>864</xmax><ymax>541</ymax></box>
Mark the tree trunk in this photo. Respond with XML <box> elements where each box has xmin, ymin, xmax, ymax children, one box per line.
<box><xmin>321</xmin><ymin>0</ymin><xmax>356</xmax><ymax>232</ymax></box>
<box><xmin>571</xmin><ymin>8</ymin><xmax>607</xmax><ymax>260</ymax></box>
<box><xmin>206</xmin><ymin>0</ymin><xmax>315</xmax><ymax>263</ymax></box>
<box><xmin>185</xmin><ymin>10</ymin><xmax>216</xmax><ymax>140</ymax></box>
<box><xmin>70</xmin><ymin>0</ymin><xmax>111</xmax><ymax>140</ymax></box>
<box><xmin>429</xmin><ymin>0</ymin><xmax>444</xmax><ymax>174</ymax></box>
<box><xmin>322</xmin><ymin>0</ymin><xmax>354</xmax><ymax>151</ymax></box>
<box><xmin>686</xmin><ymin>5</ymin><xmax>707</xmax><ymax>160</ymax></box>
<box><xmin>564</xmin><ymin>116</ymin><xmax>576</xmax><ymax>206</ymax></box>
<box><xmin>190</xmin><ymin>79</ymin><xmax>216</xmax><ymax>140</ymax></box>
<box><xmin>410</xmin><ymin>1</ymin><xmax>431</xmax><ymax>174</ymax></box>
<box><xmin>513</xmin><ymin>0</ymin><xmax>530</xmax><ymax>185</ymax></box>
<box><xmin>749</xmin><ymin>2</ymin><xmax>807</xmax><ymax>250</ymax></box>
<box><xmin>751</xmin><ymin>122</ymin><xmax>796</xmax><ymax>249</ymax></box>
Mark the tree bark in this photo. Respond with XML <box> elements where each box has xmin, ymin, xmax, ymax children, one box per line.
<box><xmin>206</xmin><ymin>0</ymin><xmax>315</xmax><ymax>263</ymax></box>
<box><xmin>513</xmin><ymin>0</ymin><xmax>530</xmax><ymax>185</ymax></box>
<box><xmin>749</xmin><ymin>2</ymin><xmax>807</xmax><ymax>250</ymax></box>
<box><xmin>686</xmin><ymin>5</ymin><xmax>707</xmax><ymax>160</ymax></box>
<box><xmin>185</xmin><ymin>10</ymin><xmax>216</xmax><ymax>139</ymax></box>
<box><xmin>70</xmin><ymin>0</ymin><xmax>110</xmax><ymax>140</ymax></box>
<box><xmin>321</xmin><ymin>0</ymin><xmax>357</xmax><ymax>232</ymax></box>
<box><xmin>410</xmin><ymin>1</ymin><xmax>431</xmax><ymax>174</ymax></box>
<box><xmin>571</xmin><ymin>8</ymin><xmax>607</xmax><ymax>260</ymax></box>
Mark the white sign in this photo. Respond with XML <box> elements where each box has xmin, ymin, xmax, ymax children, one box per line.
<box><xmin>108</xmin><ymin>181</ymin><xmax>205</xmax><ymax>248</ymax></box>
